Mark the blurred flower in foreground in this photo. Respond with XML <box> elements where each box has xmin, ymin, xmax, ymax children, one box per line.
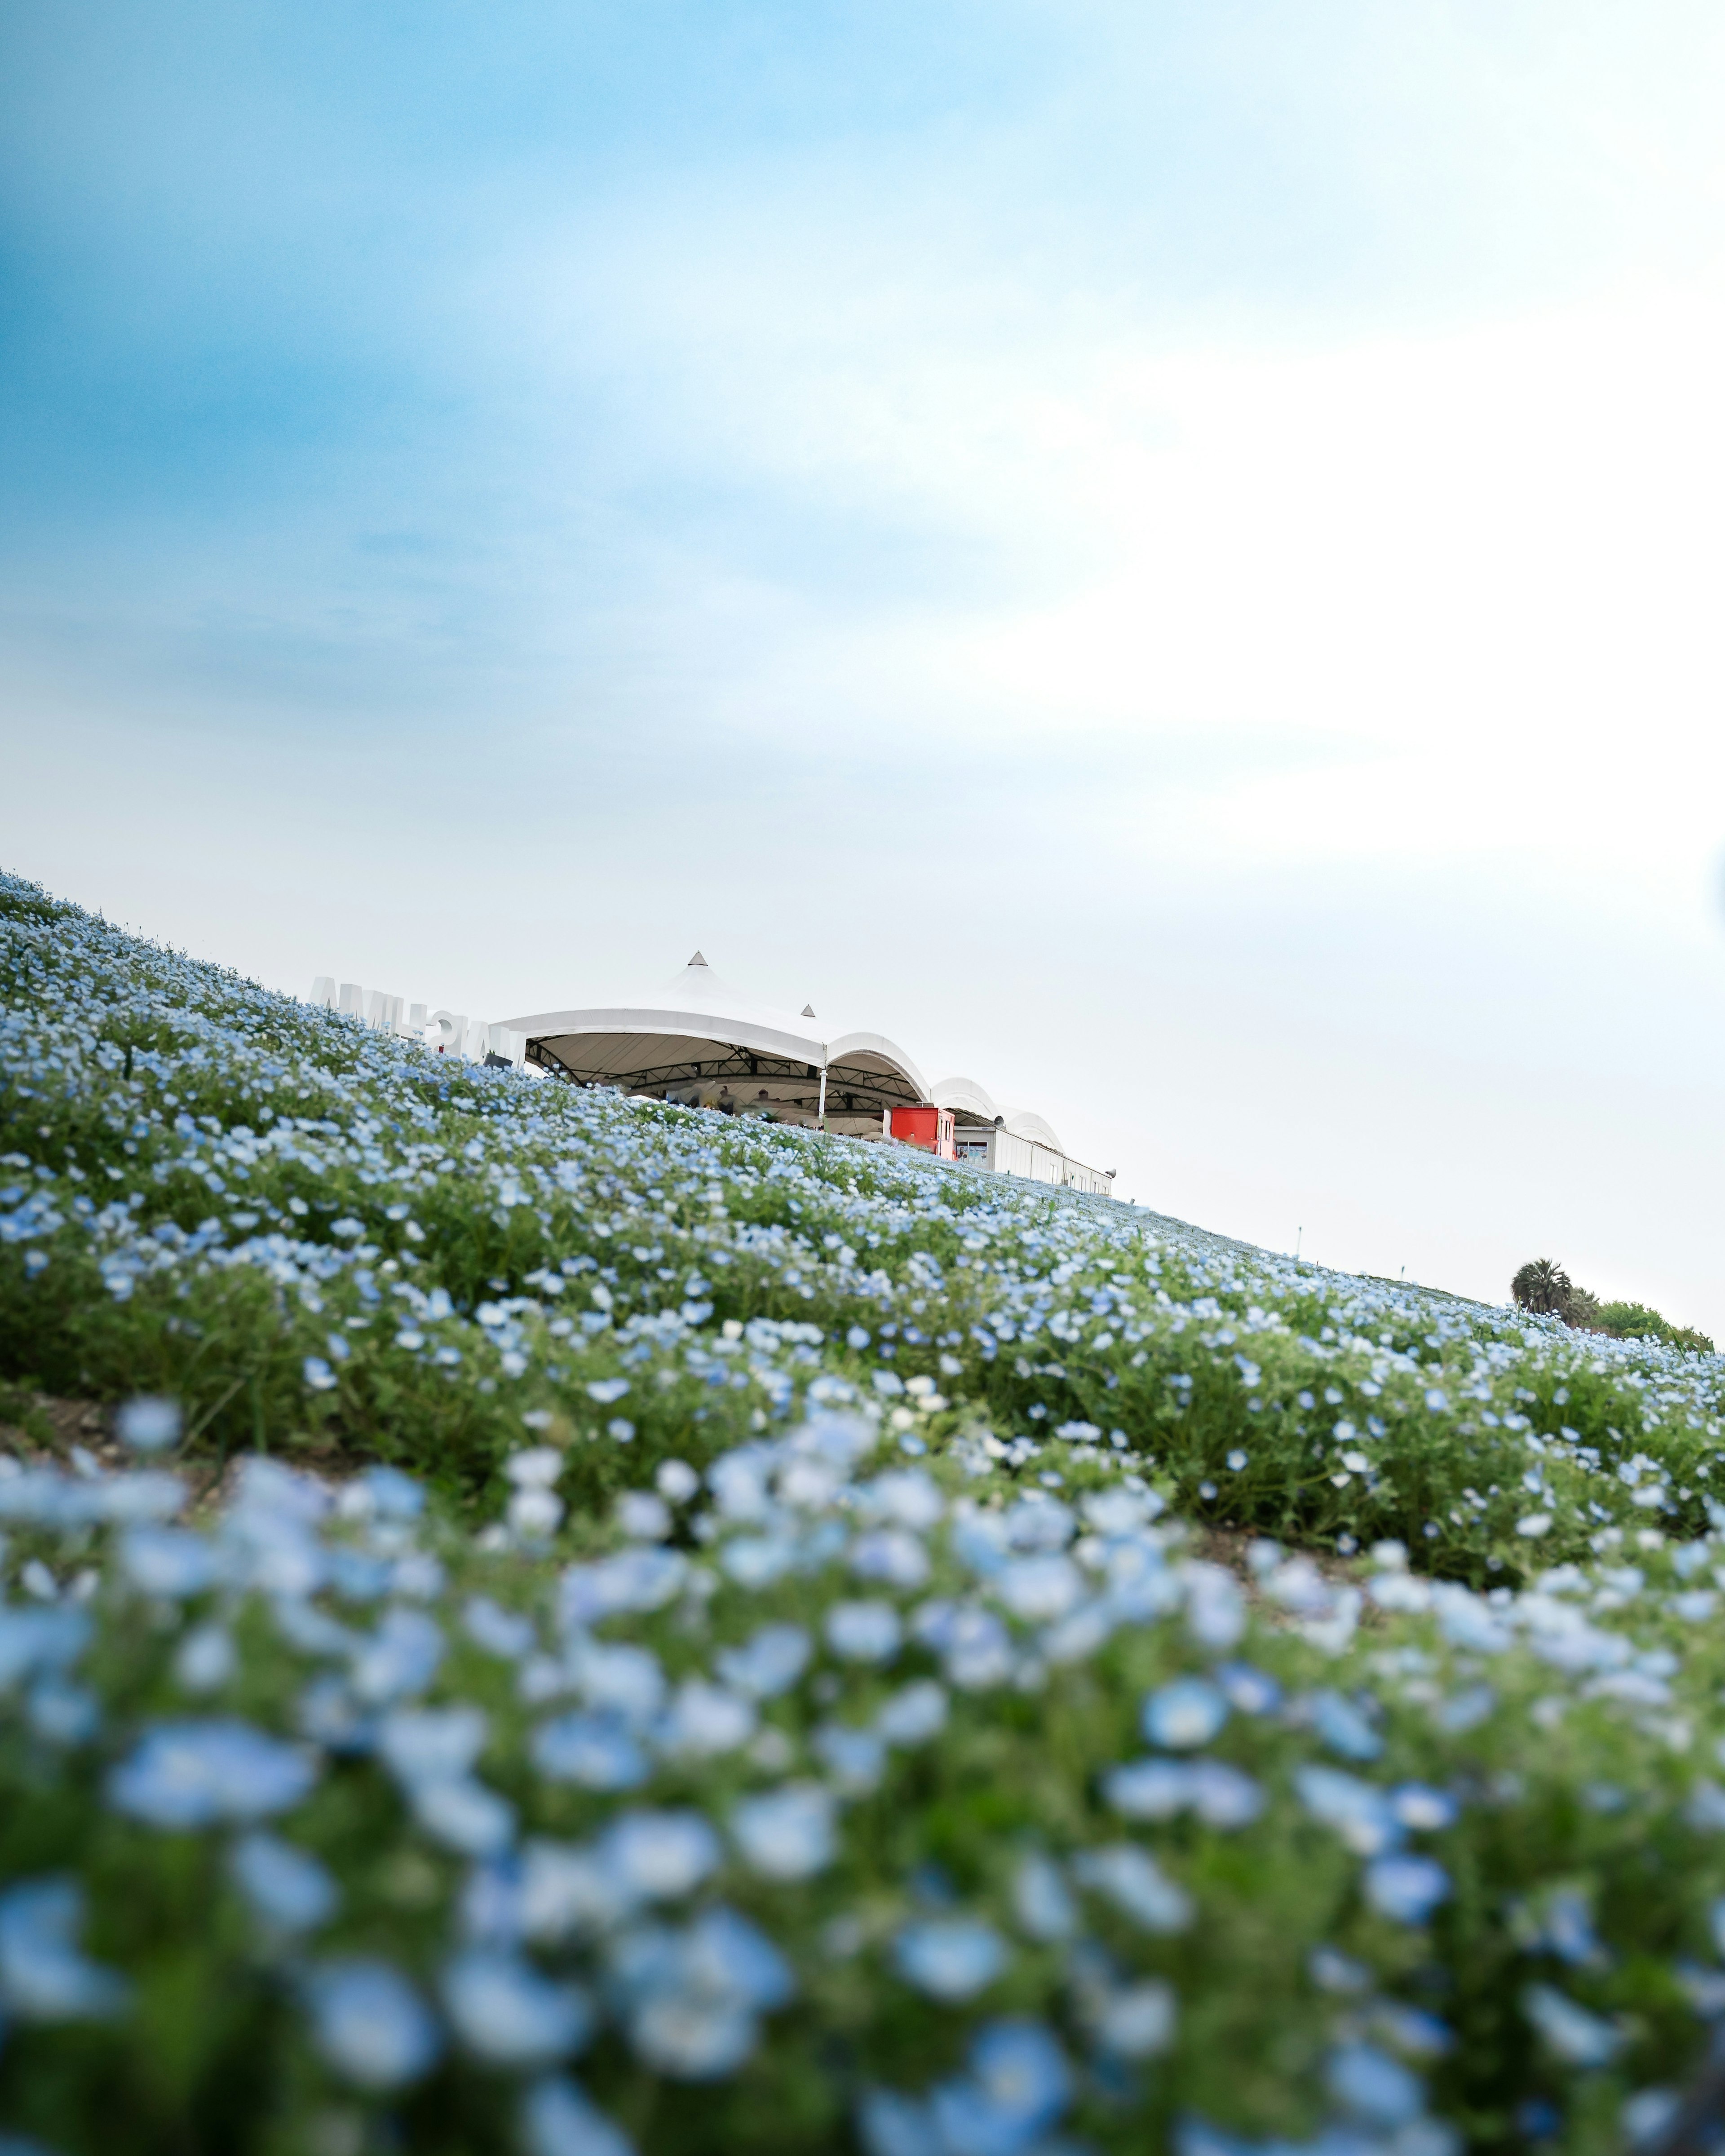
<box><xmin>230</xmin><ymin>1832</ymin><xmax>339</xmax><ymax>1935</ymax></box>
<box><xmin>894</xmin><ymin>1919</ymin><xmax>1006</xmax><ymax>2001</ymax></box>
<box><xmin>306</xmin><ymin>1958</ymin><xmax>442</xmax><ymax>2089</ymax></box>
<box><xmin>0</xmin><ymin>1878</ymin><xmax>129</xmax><ymax>2021</ymax></box>
<box><xmin>521</xmin><ymin>2076</ymin><xmax>636</xmax><ymax>2156</ymax></box>
<box><xmin>108</xmin><ymin>1720</ymin><xmax>316</xmax><ymax>1828</ymax></box>
<box><xmin>115</xmin><ymin>1396</ymin><xmax>181</xmax><ymax>1453</ymax></box>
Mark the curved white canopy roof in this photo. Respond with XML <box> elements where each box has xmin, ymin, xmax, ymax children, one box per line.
<box><xmin>505</xmin><ymin>955</ymin><xmax>1079</xmax><ymax>1161</ymax></box>
<box><xmin>929</xmin><ymin>1074</ymin><xmax>999</xmax><ymax>1122</ymax></box>
<box><xmin>929</xmin><ymin>1074</ymin><xmax>1065</xmax><ymax>1157</ymax></box>
<box><xmin>503</xmin><ymin>954</ymin><xmax>929</xmax><ymax>1106</ymax></box>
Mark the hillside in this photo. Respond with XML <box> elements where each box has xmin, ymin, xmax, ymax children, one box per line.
<box><xmin>3</xmin><ymin>867</ymin><xmax>1725</xmax><ymax>2155</ymax></box>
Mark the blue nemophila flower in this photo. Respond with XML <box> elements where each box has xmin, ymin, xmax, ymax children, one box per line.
<box><xmin>520</xmin><ymin>2076</ymin><xmax>636</xmax><ymax>2156</ymax></box>
<box><xmin>230</xmin><ymin>1832</ymin><xmax>339</xmax><ymax>1934</ymax></box>
<box><xmin>628</xmin><ymin>1981</ymin><xmax>756</xmax><ymax>2081</ymax></box>
<box><xmin>894</xmin><ymin>1919</ymin><xmax>1008</xmax><ymax>2001</ymax></box>
<box><xmin>616</xmin><ymin>1491</ymin><xmax>670</xmax><ymax>1540</ymax></box>
<box><xmin>1094</xmin><ymin>1978</ymin><xmax>1178</xmax><ymax>2059</ymax></box>
<box><xmin>560</xmin><ymin>1548</ymin><xmax>687</xmax><ymax>1624</ymax></box>
<box><xmin>174</xmin><ymin>1623</ymin><xmax>235</xmax><ymax>1693</ymax></box>
<box><xmin>306</xmin><ymin>1958</ymin><xmax>442</xmax><ymax>2090</ymax></box>
<box><xmin>569</xmin><ymin>1640</ymin><xmax>666</xmax><ymax>1726</ymax></box>
<box><xmin>1372</xmin><ymin>2003</ymin><xmax>1455</xmax><ymax>2058</ymax></box>
<box><xmin>358</xmin><ymin>1465</ymin><xmax>425</xmax><ymax>1520</ymax></box>
<box><xmin>681</xmin><ymin>1906</ymin><xmax>794</xmax><ymax>2011</ymax></box>
<box><xmin>464</xmin><ymin>1595</ymin><xmax>538</xmax><ymax>1660</ymax></box>
<box><xmin>302</xmin><ymin>1356</ymin><xmax>338</xmax><ymax>1392</ymax></box>
<box><xmin>1327</xmin><ymin>2041</ymin><xmax>1425</xmax><ymax>2127</ymax></box>
<box><xmin>28</xmin><ymin>1676</ymin><xmax>100</xmax><ymax>1747</ymax></box>
<box><xmin>827</xmin><ymin>1599</ymin><xmax>903</xmax><ymax>1663</ymax></box>
<box><xmin>512</xmin><ymin>1842</ymin><xmax>632</xmax><ymax>1942</ymax></box>
<box><xmin>1185</xmin><ymin>1565</ymin><xmax>1247</xmax><ymax>1649</ymax></box>
<box><xmin>1216</xmin><ymin>1656</ymin><xmax>1285</xmax><ymax>1707</ymax></box>
<box><xmin>119</xmin><ymin>1526</ymin><xmax>217</xmax><ymax>1599</ymax></box>
<box><xmin>1296</xmin><ymin>1767</ymin><xmax>1400</xmax><ymax>1854</ymax></box>
<box><xmin>0</xmin><ymin>1878</ymin><xmax>128</xmax><ymax>2021</ymax></box>
<box><xmin>1104</xmin><ymin>1758</ymin><xmax>1263</xmax><ymax>1830</ymax></box>
<box><xmin>655</xmin><ymin>1458</ymin><xmax>700</xmax><ymax>1504</ymax></box>
<box><xmin>0</xmin><ymin>1613</ymin><xmax>89</xmax><ymax>1690</ymax></box>
<box><xmin>1623</xmin><ymin>2089</ymin><xmax>1682</xmax><ymax>2148</ymax></box>
<box><xmin>601</xmin><ymin>1810</ymin><xmax>721</xmax><ymax>1902</ymax></box>
<box><xmin>115</xmin><ymin>1396</ymin><xmax>181</xmax><ymax>1453</ymax></box>
<box><xmin>350</xmin><ymin>1607</ymin><xmax>445</xmax><ymax>1705</ymax></box>
<box><xmin>930</xmin><ymin>2016</ymin><xmax>1073</xmax><ymax>2156</ymax></box>
<box><xmin>1530</xmin><ymin>1890</ymin><xmax>1603</xmax><ymax>1968</ymax></box>
<box><xmin>533</xmin><ymin>1712</ymin><xmax>649</xmax><ymax>1790</ymax></box>
<box><xmin>814</xmin><ymin>1723</ymin><xmax>887</xmax><ymax>1794</ymax></box>
<box><xmin>928</xmin><ymin>1606</ymin><xmax>1014</xmax><ymax>1691</ymax></box>
<box><xmin>109</xmin><ymin>1720</ymin><xmax>315</xmax><ymax>1828</ymax></box>
<box><xmin>1011</xmin><ymin>1854</ymin><xmax>1078</xmax><ymax>1943</ymax></box>
<box><xmin>587</xmin><ymin>1378</ymin><xmax>630</xmax><ymax>1405</ymax></box>
<box><xmin>875</xmin><ymin>1679</ymin><xmax>949</xmax><ymax>1748</ymax></box>
<box><xmin>850</xmin><ymin>1529</ymin><xmax>931</xmax><ymax>1591</ymax></box>
<box><xmin>1309</xmin><ymin>1690</ymin><xmax>1384</xmax><ymax>1763</ymax></box>
<box><xmin>731</xmin><ymin>1784</ymin><xmax>836</xmax><ymax>1880</ymax></box>
<box><xmin>1391</xmin><ymin>1785</ymin><xmax>1460</xmax><ymax>1832</ymax></box>
<box><xmin>1310</xmin><ymin>1946</ymin><xmax>1372</xmax><ymax>1994</ymax></box>
<box><xmin>614</xmin><ymin>1908</ymin><xmax>791</xmax><ymax>2079</ymax></box>
<box><xmin>414</xmin><ymin>1775</ymin><xmax>518</xmax><ymax>1858</ymax></box>
<box><xmin>1522</xmin><ymin>1983</ymin><xmax>1623</xmax><ymax>2066</ymax></box>
<box><xmin>858</xmin><ymin>2089</ymin><xmax>940</xmax><ymax>2156</ymax></box>
<box><xmin>442</xmin><ymin>1948</ymin><xmax>592</xmax><ymax>2067</ymax></box>
<box><xmin>715</xmin><ymin>1622</ymin><xmax>811</xmax><ymax>1699</ymax></box>
<box><xmin>1365</xmin><ymin>1854</ymin><xmax>1451</xmax><ymax>1925</ymax></box>
<box><xmin>996</xmin><ymin>1553</ymin><xmax>1084</xmax><ymax>1623</ymax></box>
<box><xmin>1104</xmin><ymin>1758</ymin><xmax>1200</xmax><ymax>1821</ymax></box>
<box><xmin>1071</xmin><ymin>1845</ymin><xmax>1194</xmax><ymax>1933</ymax></box>
<box><xmin>1142</xmin><ymin>1678</ymin><xmax>1229</xmax><ymax>1750</ymax></box>
<box><xmin>379</xmin><ymin>1705</ymin><xmax>487</xmax><ymax>1787</ymax></box>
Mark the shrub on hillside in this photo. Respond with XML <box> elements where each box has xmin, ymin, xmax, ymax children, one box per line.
<box><xmin>1594</xmin><ymin>1301</ymin><xmax>1716</xmax><ymax>1355</ymax></box>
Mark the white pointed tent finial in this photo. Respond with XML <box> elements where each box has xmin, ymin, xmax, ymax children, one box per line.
<box><xmin>801</xmin><ymin>1003</ymin><xmax>816</xmax><ymax>1018</ymax></box>
<box><xmin>687</xmin><ymin>950</ymin><xmax>708</xmax><ymax>968</ymax></box>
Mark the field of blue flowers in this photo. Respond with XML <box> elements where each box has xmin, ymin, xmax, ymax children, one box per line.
<box><xmin>4</xmin><ymin>868</ymin><xmax>1725</xmax><ymax>2156</ymax></box>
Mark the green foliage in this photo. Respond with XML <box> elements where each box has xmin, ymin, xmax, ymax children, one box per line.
<box><xmin>1593</xmin><ymin>1303</ymin><xmax>1716</xmax><ymax>1356</ymax></box>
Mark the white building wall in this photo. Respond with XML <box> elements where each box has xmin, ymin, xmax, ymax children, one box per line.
<box><xmin>953</xmin><ymin>1126</ymin><xmax>1111</xmax><ymax>1197</ymax></box>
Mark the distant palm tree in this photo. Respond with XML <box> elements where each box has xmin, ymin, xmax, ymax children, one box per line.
<box><xmin>1512</xmin><ymin>1259</ymin><xmax>1572</xmax><ymax>1315</ymax></box>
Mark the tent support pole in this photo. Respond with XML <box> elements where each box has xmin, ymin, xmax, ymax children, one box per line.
<box><xmin>818</xmin><ymin>1060</ymin><xmax>827</xmax><ymax>1133</ymax></box>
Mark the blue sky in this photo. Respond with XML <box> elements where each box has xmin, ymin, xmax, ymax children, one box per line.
<box><xmin>5</xmin><ymin>1</ymin><xmax>1725</xmax><ymax>1327</ymax></box>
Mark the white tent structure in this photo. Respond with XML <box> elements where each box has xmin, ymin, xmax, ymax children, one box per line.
<box><xmin>501</xmin><ymin>954</ymin><xmax>1115</xmax><ymax>1195</ymax></box>
<box><xmin>501</xmin><ymin>954</ymin><xmax>927</xmax><ymax>1139</ymax></box>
